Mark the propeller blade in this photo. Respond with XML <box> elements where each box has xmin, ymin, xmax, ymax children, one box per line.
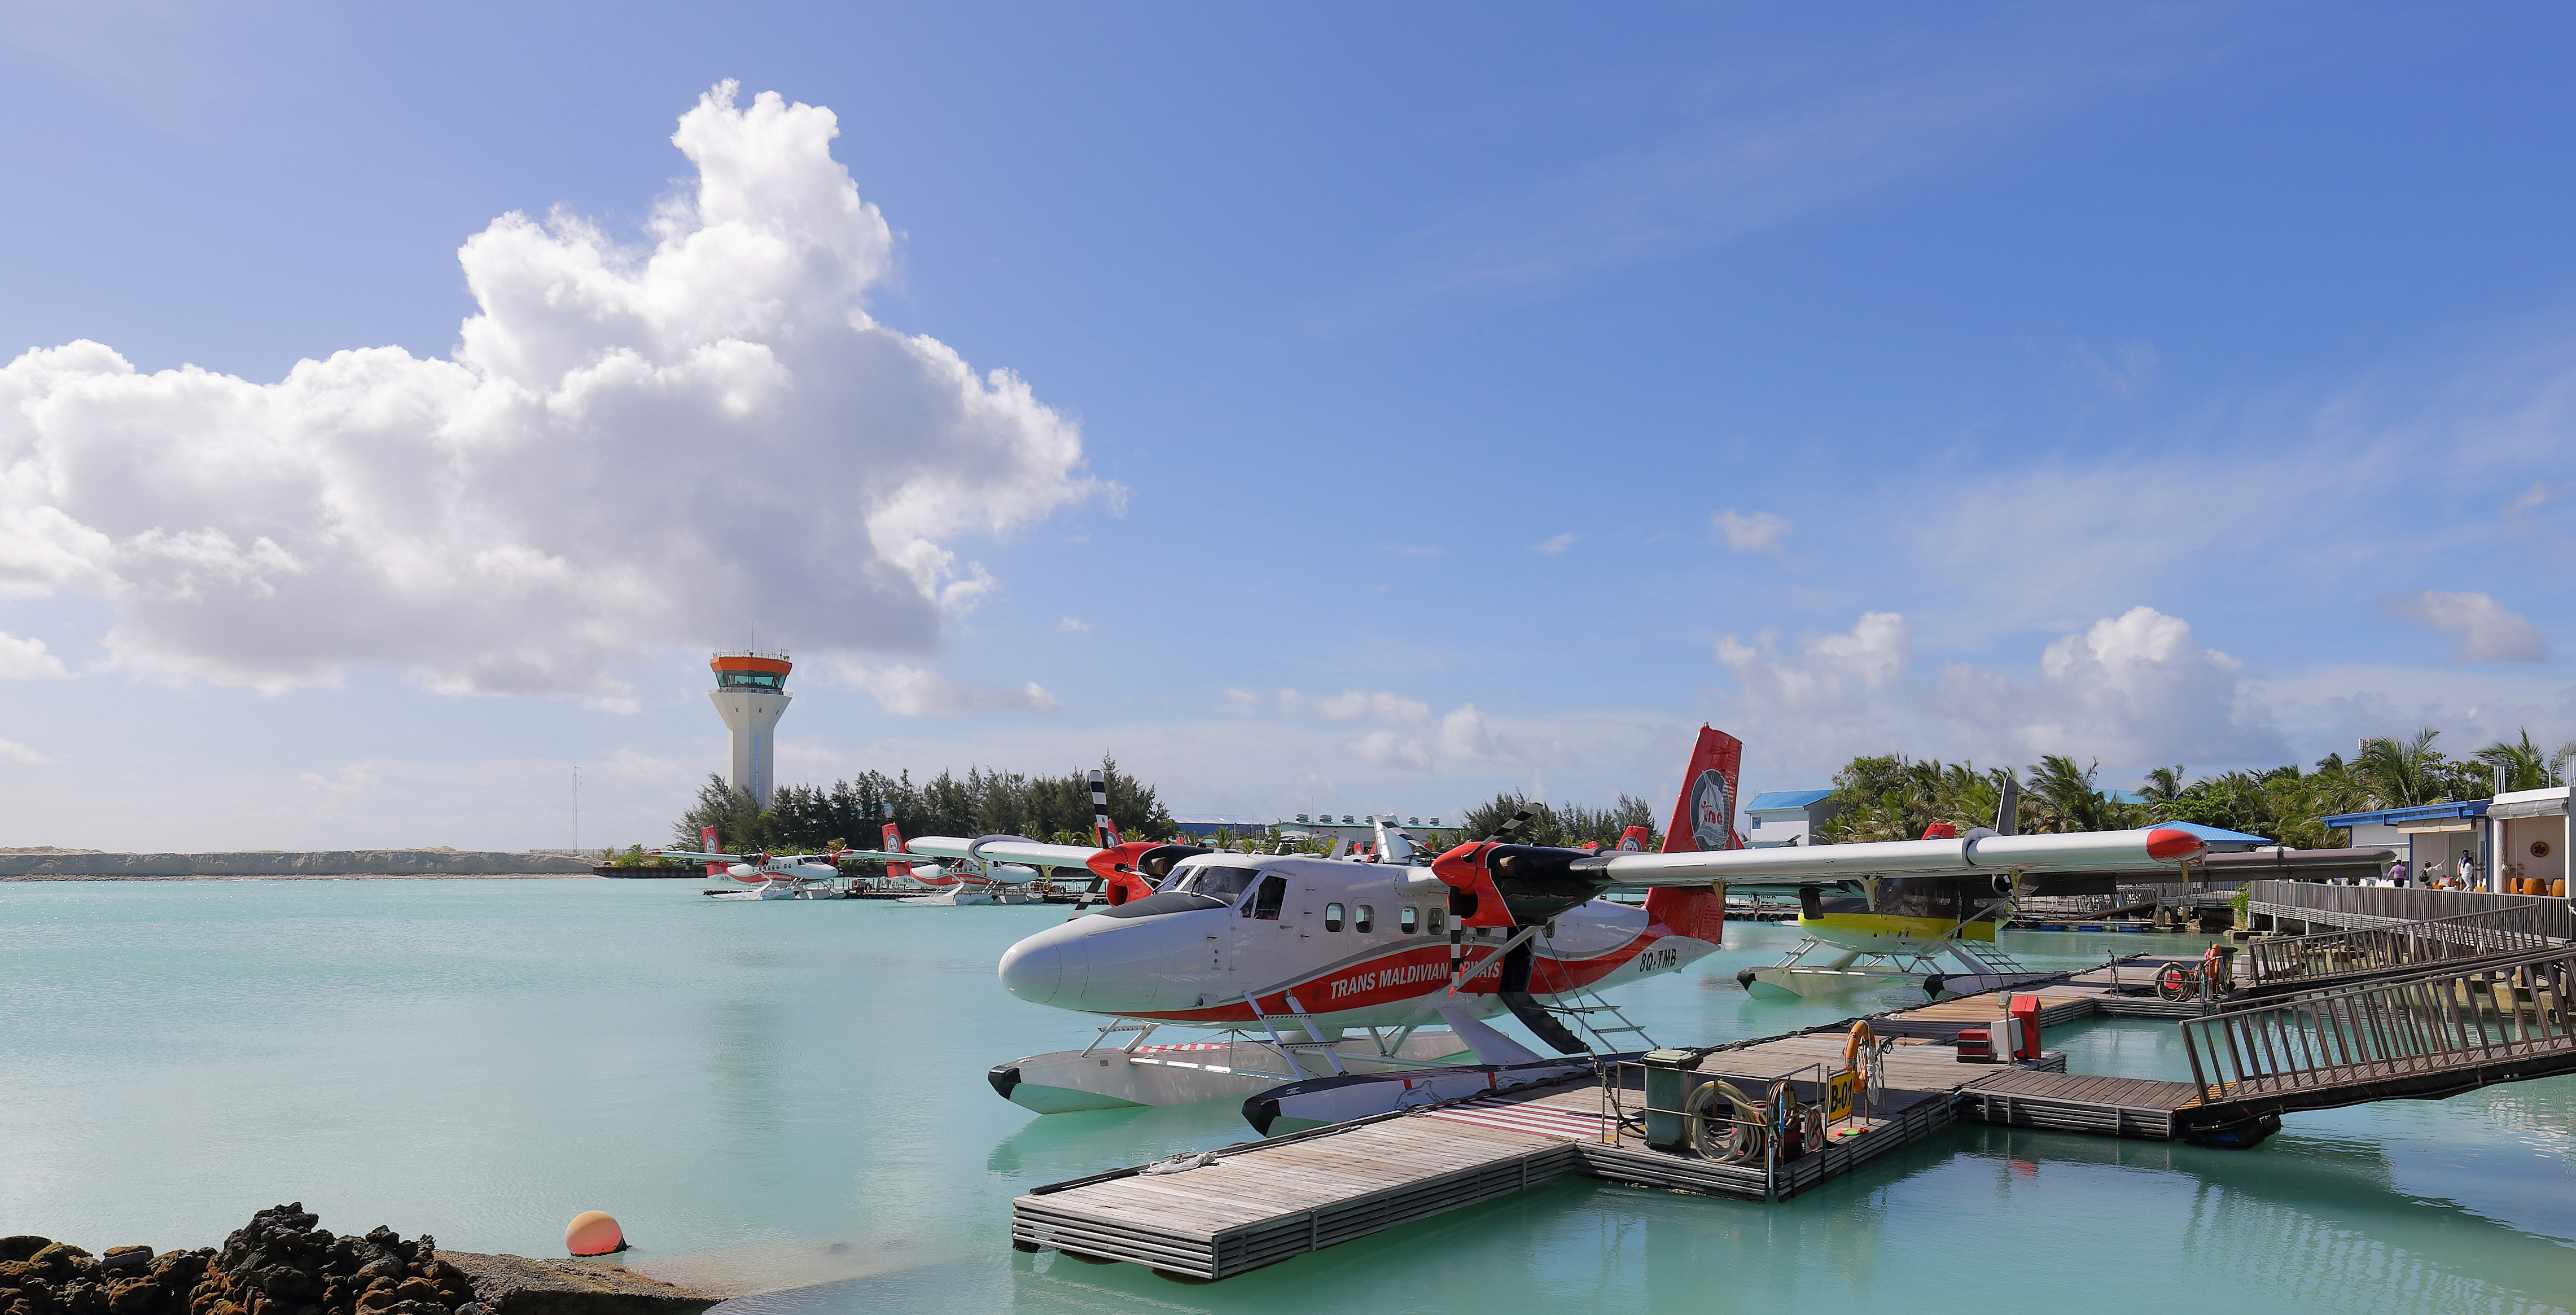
<box><xmin>1994</xmin><ymin>773</ymin><xmax>2020</xmax><ymax>837</ymax></box>
<box><xmin>1483</xmin><ymin>801</ymin><xmax>1541</xmax><ymax>843</ymax></box>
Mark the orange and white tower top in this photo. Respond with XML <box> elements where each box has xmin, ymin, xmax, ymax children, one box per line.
<box><xmin>710</xmin><ymin>651</ymin><xmax>792</xmax><ymax>808</ymax></box>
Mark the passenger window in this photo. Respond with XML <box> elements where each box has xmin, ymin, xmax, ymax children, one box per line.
<box><xmin>1325</xmin><ymin>902</ymin><xmax>1345</xmax><ymax>932</ymax></box>
<box><xmin>1355</xmin><ymin>904</ymin><xmax>1374</xmax><ymax>933</ymax></box>
<box><xmin>1400</xmin><ymin>906</ymin><xmax>1418</xmax><ymax>935</ymax></box>
<box><xmin>1428</xmin><ymin>907</ymin><xmax>1445</xmax><ymax>935</ymax></box>
<box><xmin>1250</xmin><ymin>874</ymin><xmax>1287</xmax><ymax>920</ymax></box>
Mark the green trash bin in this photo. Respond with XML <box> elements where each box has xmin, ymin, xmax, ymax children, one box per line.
<box><xmin>1641</xmin><ymin>1048</ymin><xmax>1696</xmax><ymax>1151</ymax></box>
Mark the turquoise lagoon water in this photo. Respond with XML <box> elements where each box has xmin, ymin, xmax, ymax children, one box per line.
<box><xmin>3</xmin><ymin>879</ymin><xmax>2570</xmax><ymax>1314</ymax></box>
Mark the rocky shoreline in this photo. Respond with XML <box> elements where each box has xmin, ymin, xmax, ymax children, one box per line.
<box><xmin>0</xmin><ymin>1207</ymin><xmax>716</xmax><ymax>1315</ymax></box>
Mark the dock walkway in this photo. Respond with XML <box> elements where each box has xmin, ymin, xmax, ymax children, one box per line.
<box><xmin>1013</xmin><ymin>932</ymin><xmax>2576</xmax><ymax>1283</ymax></box>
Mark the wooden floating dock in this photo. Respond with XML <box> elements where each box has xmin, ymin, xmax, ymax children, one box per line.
<box><xmin>1013</xmin><ymin>1111</ymin><xmax>1583</xmax><ymax>1280</ymax></box>
<box><xmin>1014</xmin><ymin>939</ymin><xmax>2576</xmax><ymax>1282</ymax></box>
<box><xmin>1955</xmin><ymin>1070</ymin><xmax>2202</xmax><ymax>1139</ymax></box>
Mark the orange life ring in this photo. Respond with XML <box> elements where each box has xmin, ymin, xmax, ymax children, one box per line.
<box><xmin>1844</xmin><ymin>1020</ymin><xmax>1876</xmax><ymax>1072</ymax></box>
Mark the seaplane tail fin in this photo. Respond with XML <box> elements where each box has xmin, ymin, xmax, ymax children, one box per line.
<box><xmin>1616</xmin><ymin>826</ymin><xmax>1650</xmax><ymax>851</ymax></box>
<box><xmin>1089</xmin><ymin>768</ymin><xmax>1121</xmax><ymax>847</ymax></box>
<box><xmin>1659</xmin><ymin>726</ymin><xmax>1743</xmax><ymax>854</ymax></box>
<box><xmin>1646</xmin><ymin>725</ymin><xmax>1741</xmax><ymax>943</ymax></box>
<box><xmin>702</xmin><ymin>827</ymin><xmax>724</xmax><ymax>877</ymax></box>
<box><xmin>881</xmin><ymin>823</ymin><xmax>915</xmax><ymax>882</ymax></box>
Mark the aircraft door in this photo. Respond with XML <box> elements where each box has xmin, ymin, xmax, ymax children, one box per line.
<box><xmin>1225</xmin><ymin>871</ymin><xmax>1294</xmax><ymax>996</ymax></box>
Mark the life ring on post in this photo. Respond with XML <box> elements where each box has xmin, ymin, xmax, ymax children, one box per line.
<box><xmin>1843</xmin><ymin>1020</ymin><xmax>1876</xmax><ymax>1088</ymax></box>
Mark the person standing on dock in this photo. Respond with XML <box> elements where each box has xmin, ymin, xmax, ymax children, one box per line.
<box><xmin>2388</xmin><ymin>858</ymin><xmax>2410</xmax><ymax>887</ymax></box>
<box><xmin>2459</xmin><ymin>854</ymin><xmax>2478</xmax><ymax>891</ymax></box>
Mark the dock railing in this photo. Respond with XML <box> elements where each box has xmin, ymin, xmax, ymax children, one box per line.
<box><xmin>1604</xmin><ymin>1057</ymin><xmax>1877</xmax><ymax>1200</ymax></box>
<box><xmin>2179</xmin><ymin>944</ymin><xmax>2576</xmax><ymax>1114</ymax></box>
<box><xmin>2248</xmin><ymin>879</ymin><xmax>2574</xmax><ymax>941</ymax></box>
<box><xmin>2235</xmin><ymin>906</ymin><xmax>2557</xmax><ymax>990</ymax></box>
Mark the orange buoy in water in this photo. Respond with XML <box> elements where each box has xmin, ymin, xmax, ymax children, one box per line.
<box><xmin>565</xmin><ymin>1211</ymin><xmax>625</xmax><ymax>1256</ymax></box>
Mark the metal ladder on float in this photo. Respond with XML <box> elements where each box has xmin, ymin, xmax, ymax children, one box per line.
<box><xmin>1526</xmin><ymin>927</ymin><xmax>1660</xmax><ymax>1055</ymax></box>
<box><xmin>1537</xmin><ymin>986</ymin><xmax>1659</xmax><ymax>1054</ymax></box>
<box><xmin>1244</xmin><ymin>990</ymin><xmax>1349</xmax><ymax>1079</ymax></box>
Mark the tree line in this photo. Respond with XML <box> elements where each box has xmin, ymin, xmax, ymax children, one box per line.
<box><xmin>1820</xmin><ymin>726</ymin><xmax>2574</xmax><ymax>850</ymax></box>
<box><xmin>1457</xmin><ymin>791</ymin><xmax>1663</xmax><ymax>850</ymax></box>
<box><xmin>669</xmin><ymin>758</ymin><xmax>1177</xmax><ymax>855</ymax></box>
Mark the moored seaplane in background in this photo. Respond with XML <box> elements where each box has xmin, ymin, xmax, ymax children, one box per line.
<box><xmin>879</xmin><ymin>771</ymin><xmax>1156</xmax><ymax>905</ymax></box>
<box><xmin>1729</xmin><ymin>774</ymin><xmax>2207</xmax><ymax>1000</ymax></box>
<box><xmin>983</xmin><ymin>726</ymin><xmax>2211</xmax><ymax>1132</ymax></box>
<box><xmin>655</xmin><ymin>827</ymin><xmax>893</xmax><ymax>900</ymax></box>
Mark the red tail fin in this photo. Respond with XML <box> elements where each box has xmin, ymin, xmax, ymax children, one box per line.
<box><xmin>702</xmin><ymin>826</ymin><xmax>723</xmax><ymax>877</ymax></box>
<box><xmin>1616</xmin><ymin>826</ymin><xmax>1650</xmax><ymax>852</ymax></box>
<box><xmin>882</xmin><ymin>822</ymin><xmax>914</xmax><ymax>881</ymax></box>
<box><xmin>1646</xmin><ymin>725</ymin><xmax>1742</xmax><ymax>944</ymax></box>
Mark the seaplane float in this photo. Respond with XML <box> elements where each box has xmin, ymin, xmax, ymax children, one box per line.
<box><xmin>980</xmin><ymin>726</ymin><xmax>2211</xmax><ymax>1132</ymax></box>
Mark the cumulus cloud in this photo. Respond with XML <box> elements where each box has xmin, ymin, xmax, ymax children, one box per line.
<box><xmin>1280</xmin><ymin>689</ymin><xmax>1430</xmax><ymax>723</ymax></box>
<box><xmin>1714</xmin><ymin>606</ymin><xmax>2283</xmax><ymax>777</ymax></box>
<box><xmin>1711</xmin><ymin>509</ymin><xmax>1789</xmax><ymax>554</ymax></box>
<box><xmin>0</xmin><ymin>82</ymin><xmax>1100</xmax><ymax>698</ymax></box>
<box><xmin>1715</xmin><ymin>612</ymin><xmax>1909</xmax><ymax>716</ymax></box>
<box><xmin>833</xmin><ymin>663</ymin><xmax>1061</xmax><ymax>716</ymax></box>
<box><xmin>0</xmin><ymin>738</ymin><xmax>52</xmax><ymax>764</ymax></box>
<box><xmin>1352</xmin><ymin>729</ymin><xmax>1433</xmax><ymax>772</ymax></box>
<box><xmin>0</xmin><ymin>632</ymin><xmax>67</xmax><ymax>680</ymax></box>
<box><xmin>1058</xmin><ymin>617</ymin><xmax>1091</xmax><ymax>633</ymax></box>
<box><xmin>1438</xmin><ymin>702</ymin><xmax>1556</xmax><ymax>767</ymax></box>
<box><xmin>2385</xmin><ymin>590</ymin><xmax>2548</xmax><ymax>663</ymax></box>
<box><xmin>1532</xmin><ymin>532</ymin><xmax>1578</xmax><ymax>555</ymax></box>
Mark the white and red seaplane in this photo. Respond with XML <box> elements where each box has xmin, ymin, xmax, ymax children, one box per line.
<box><xmin>657</xmin><ymin>827</ymin><xmax>888</xmax><ymax>900</ymax></box>
<box><xmin>983</xmin><ymin>727</ymin><xmax>2211</xmax><ymax>1132</ymax></box>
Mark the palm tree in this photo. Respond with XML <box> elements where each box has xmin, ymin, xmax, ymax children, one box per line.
<box><xmin>2137</xmin><ymin>765</ymin><xmax>2187</xmax><ymax>819</ymax></box>
<box><xmin>2355</xmin><ymin>727</ymin><xmax>2443</xmax><ymax>808</ymax></box>
<box><xmin>2026</xmin><ymin>755</ymin><xmax>2121</xmax><ymax>833</ymax></box>
<box><xmin>2476</xmin><ymin>729</ymin><xmax>2571</xmax><ymax>792</ymax></box>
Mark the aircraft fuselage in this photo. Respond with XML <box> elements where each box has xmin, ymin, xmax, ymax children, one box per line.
<box><xmin>996</xmin><ymin>853</ymin><xmax>1718</xmax><ymax>1029</ymax></box>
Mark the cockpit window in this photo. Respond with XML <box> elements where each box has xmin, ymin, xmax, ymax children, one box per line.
<box><xmin>1169</xmin><ymin>865</ymin><xmax>1256</xmax><ymax>898</ymax></box>
<box><xmin>1248</xmin><ymin>873</ymin><xmax>1287</xmax><ymax>920</ymax></box>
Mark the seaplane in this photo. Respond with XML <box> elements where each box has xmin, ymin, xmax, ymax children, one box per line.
<box><xmin>881</xmin><ymin>770</ymin><xmax>1165</xmax><ymax>906</ymax></box>
<box><xmin>981</xmin><ymin>726</ymin><xmax>2213</xmax><ymax>1132</ymax></box>
<box><xmin>655</xmin><ymin>827</ymin><xmax>888</xmax><ymax>900</ymax></box>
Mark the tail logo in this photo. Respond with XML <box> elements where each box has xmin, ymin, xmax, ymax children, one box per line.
<box><xmin>1690</xmin><ymin>770</ymin><xmax>1734</xmax><ymax>852</ymax></box>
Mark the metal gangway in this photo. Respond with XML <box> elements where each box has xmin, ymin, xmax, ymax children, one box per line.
<box><xmin>2179</xmin><ymin>943</ymin><xmax>2576</xmax><ymax>1125</ymax></box>
<box><xmin>2231</xmin><ymin>905</ymin><xmax>2560</xmax><ymax>997</ymax></box>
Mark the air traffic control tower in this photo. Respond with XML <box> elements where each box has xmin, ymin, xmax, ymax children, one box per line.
<box><xmin>709</xmin><ymin>651</ymin><xmax>792</xmax><ymax>808</ymax></box>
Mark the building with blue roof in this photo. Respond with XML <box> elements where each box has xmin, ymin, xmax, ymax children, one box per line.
<box><xmin>1746</xmin><ymin>788</ymin><xmax>1841</xmax><ymax>847</ymax></box>
<box><xmin>2323</xmin><ymin>800</ymin><xmax>2491</xmax><ymax>885</ymax></box>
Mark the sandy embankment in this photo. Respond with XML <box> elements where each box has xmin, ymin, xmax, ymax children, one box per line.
<box><xmin>0</xmin><ymin>847</ymin><xmax>598</xmax><ymax>880</ymax></box>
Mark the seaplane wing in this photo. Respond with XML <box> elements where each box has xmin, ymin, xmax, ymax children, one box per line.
<box><xmin>1580</xmin><ymin>827</ymin><xmax>2207</xmax><ymax>885</ymax></box>
<box><xmin>902</xmin><ymin>834</ymin><xmax>1104</xmax><ymax>868</ymax></box>
<box><xmin>1433</xmin><ymin>826</ymin><xmax>2205</xmax><ymax>926</ymax></box>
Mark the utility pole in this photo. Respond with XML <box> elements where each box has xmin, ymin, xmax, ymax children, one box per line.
<box><xmin>573</xmin><ymin>765</ymin><xmax>582</xmax><ymax>854</ymax></box>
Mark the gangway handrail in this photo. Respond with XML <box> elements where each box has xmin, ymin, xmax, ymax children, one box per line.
<box><xmin>2180</xmin><ymin>943</ymin><xmax>2575</xmax><ymax>1111</ymax></box>
<box><xmin>2236</xmin><ymin>905</ymin><xmax>2555</xmax><ymax>989</ymax></box>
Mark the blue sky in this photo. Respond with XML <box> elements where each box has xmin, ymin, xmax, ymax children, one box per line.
<box><xmin>2</xmin><ymin>3</ymin><xmax>2571</xmax><ymax>851</ymax></box>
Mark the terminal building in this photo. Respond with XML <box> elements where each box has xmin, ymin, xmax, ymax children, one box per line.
<box><xmin>709</xmin><ymin>651</ymin><xmax>792</xmax><ymax>808</ymax></box>
<box><xmin>2327</xmin><ymin>786</ymin><xmax>2570</xmax><ymax>894</ymax></box>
